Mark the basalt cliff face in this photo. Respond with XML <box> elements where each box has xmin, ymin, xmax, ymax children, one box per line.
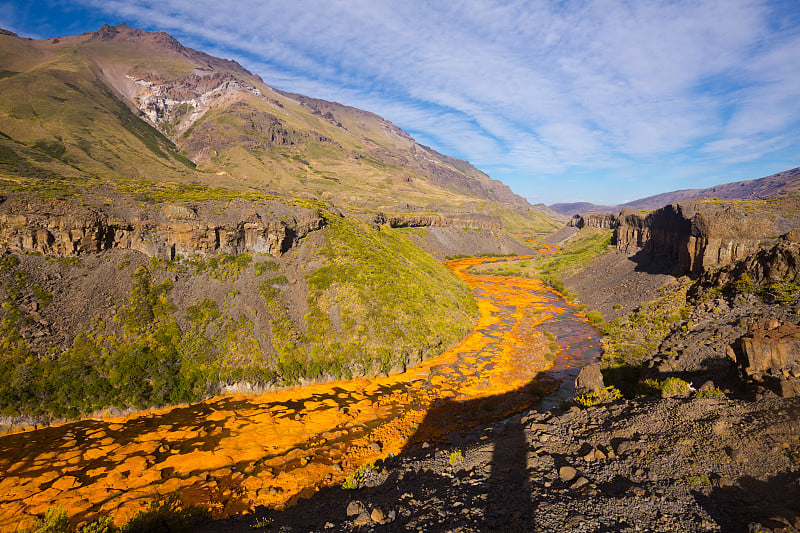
<box><xmin>0</xmin><ymin>196</ymin><xmax>324</xmax><ymax>258</ymax></box>
<box><xmin>572</xmin><ymin>197</ymin><xmax>800</xmax><ymax>275</ymax></box>
<box><xmin>567</xmin><ymin>213</ymin><xmax>618</xmax><ymax>230</ymax></box>
<box><xmin>376</xmin><ymin>212</ymin><xmax>502</xmax><ymax>230</ymax></box>
<box><xmin>614</xmin><ymin>202</ymin><xmax>793</xmax><ymax>274</ymax></box>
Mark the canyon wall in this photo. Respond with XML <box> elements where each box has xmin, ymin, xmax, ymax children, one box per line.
<box><xmin>0</xmin><ymin>196</ymin><xmax>324</xmax><ymax>258</ymax></box>
<box><xmin>572</xmin><ymin>200</ymin><xmax>800</xmax><ymax>275</ymax></box>
<box><xmin>376</xmin><ymin>212</ymin><xmax>503</xmax><ymax>230</ymax></box>
<box><xmin>568</xmin><ymin>213</ymin><xmax>618</xmax><ymax>229</ymax></box>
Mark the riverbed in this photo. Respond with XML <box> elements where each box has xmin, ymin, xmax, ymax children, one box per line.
<box><xmin>0</xmin><ymin>256</ymin><xmax>601</xmax><ymax>530</ymax></box>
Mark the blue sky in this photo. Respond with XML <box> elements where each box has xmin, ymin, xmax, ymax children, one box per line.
<box><xmin>2</xmin><ymin>0</ymin><xmax>799</xmax><ymax>205</ymax></box>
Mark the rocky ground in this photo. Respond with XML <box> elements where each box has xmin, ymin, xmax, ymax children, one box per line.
<box><xmin>564</xmin><ymin>250</ymin><xmax>677</xmax><ymax>322</ymax></box>
<box><xmin>196</xmin><ymin>394</ymin><xmax>800</xmax><ymax>533</ymax></box>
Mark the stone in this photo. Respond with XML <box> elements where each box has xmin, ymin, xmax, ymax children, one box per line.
<box><xmin>594</xmin><ymin>448</ymin><xmax>607</xmax><ymax>460</ymax></box>
<box><xmin>559</xmin><ymin>466</ymin><xmax>578</xmax><ymax>483</ymax></box>
<box><xmin>735</xmin><ymin>320</ymin><xmax>800</xmax><ymax>396</ymax></box>
<box><xmin>726</xmin><ymin>447</ymin><xmax>749</xmax><ymax>463</ymax></box>
<box><xmin>785</xmin><ymin>228</ymin><xmax>800</xmax><ymax>242</ymax></box>
<box><xmin>353</xmin><ymin>512</ymin><xmax>371</xmax><ymax>526</ymax></box>
<box><xmin>615</xmin><ymin>440</ymin><xmax>633</xmax><ymax>455</ymax></box>
<box><xmin>370</xmin><ymin>507</ymin><xmax>385</xmax><ymax>523</ymax></box>
<box><xmin>346</xmin><ymin>500</ymin><xmax>365</xmax><ymax>517</ymax></box>
<box><xmin>571</xmin><ymin>477</ymin><xmax>590</xmax><ymax>490</ymax></box>
<box><xmin>369</xmin><ymin>441</ymin><xmax>382</xmax><ymax>452</ymax></box>
<box><xmin>574</xmin><ymin>363</ymin><xmax>605</xmax><ymax>397</ymax></box>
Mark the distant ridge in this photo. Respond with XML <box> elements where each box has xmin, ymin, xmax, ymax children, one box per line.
<box><xmin>549</xmin><ymin>166</ymin><xmax>800</xmax><ymax>215</ymax></box>
<box><xmin>622</xmin><ymin>166</ymin><xmax>800</xmax><ymax>210</ymax></box>
<box><xmin>548</xmin><ymin>202</ymin><xmax>619</xmax><ymax>216</ymax></box>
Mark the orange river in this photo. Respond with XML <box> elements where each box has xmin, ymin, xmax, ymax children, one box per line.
<box><xmin>0</xmin><ymin>255</ymin><xmax>602</xmax><ymax>531</ymax></box>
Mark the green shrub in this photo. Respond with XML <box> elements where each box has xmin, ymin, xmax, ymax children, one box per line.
<box><xmin>575</xmin><ymin>386</ymin><xmax>622</xmax><ymax>407</ymax></box>
<box><xmin>119</xmin><ymin>495</ymin><xmax>202</xmax><ymax>533</ymax></box>
<box><xmin>759</xmin><ymin>279</ymin><xmax>800</xmax><ymax>304</ymax></box>
<box><xmin>637</xmin><ymin>377</ymin><xmax>692</xmax><ymax>398</ymax></box>
<box><xmin>24</xmin><ymin>507</ymin><xmax>71</xmax><ymax>533</ymax></box>
<box><xmin>729</xmin><ymin>273</ymin><xmax>755</xmax><ymax>295</ymax></box>
<box><xmin>695</xmin><ymin>387</ymin><xmax>724</xmax><ymax>398</ymax></box>
<box><xmin>184</xmin><ymin>252</ymin><xmax>252</xmax><ymax>281</ymax></box>
<box><xmin>660</xmin><ymin>377</ymin><xmax>692</xmax><ymax>397</ymax></box>
<box><xmin>636</xmin><ymin>378</ymin><xmax>661</xmax><ymax>396</ymax></box>
<box><xmin>448</xmin><ymin>449</ymin><xmax>464</xmax><ymax>466</ymax></box>
<box><xmin>585</xmin><ymin>310</ymin><xmax>603</xmax><ymax>326</ymax></box>
<box><xmin>684</xmin><ymin>474</ymin><xmax>710</xmax><ymax>486</ymax></box>
<box><xmin>342</xmin><ymin>463</ymin><xmax>378</xmax><ymax>490</ymax></box>
<box><xmin>254</xmin><ymin>260</ymin><xmax>278</xmax><ymax>276</ymax></box>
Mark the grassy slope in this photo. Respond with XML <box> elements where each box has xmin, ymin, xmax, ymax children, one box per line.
<box><xmin>178</xmin><ymin>92</ymin><xmax>489</xmax><ymax>211</ymax></box>
<box><xmin>469</xmin><ymin>227</ymin><xmax>614</xmax><ymax>292</ymax></box>
<box><xmin>280</xmin><ymin>214</ymin><xmax>478</xmax><ymax>380</ymax></box>
<box><xmin>0</xmin><ymin>212</ymin><xmax>478</xmax><ymax>418</ymax></box>
<box><xmin>0</xmin><ymin>29</ymin><xmax>543</xmax><ymax>215</ymax></box>
<box><xmin>0</xmin><ymin>36</ymin><xmax>196</xmax><ymax>185</ymax></box>
<box><xmin>490</xmin><ymin>205</ymin><xmax>563</xmax><ymax>235</ymax></box>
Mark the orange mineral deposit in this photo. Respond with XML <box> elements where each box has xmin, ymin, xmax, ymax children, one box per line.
<box><xmin>0</xmin><ymin>257</ymin><xmax>602</xmax><ymax>531</ymax></box>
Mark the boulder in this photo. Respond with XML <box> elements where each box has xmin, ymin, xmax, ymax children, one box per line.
<box><xmin>574</xmin><ymin>363</ymin><xmax>605</xmax><ymax>397</ymax></box>
<box><xmin>559</xmin><ymin>466</ymin><xmax>578</xmax><ymax>482</ymax></box>
<box><xmin>734</xmin><ymin>320</ymin><xmax>800</xmax><ymax>397</ymax></box>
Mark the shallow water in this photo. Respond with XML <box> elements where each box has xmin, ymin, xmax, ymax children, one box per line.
<box><xmin>0</xmin><ymin>255</ymin><xmax>601</xmax><ymax>530</ymax></box>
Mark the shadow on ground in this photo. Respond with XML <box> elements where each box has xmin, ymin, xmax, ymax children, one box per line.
<box><xmin>192</xmin><ymin>376</ymin><xmax>562</xmax><ymax>532</ymax></box>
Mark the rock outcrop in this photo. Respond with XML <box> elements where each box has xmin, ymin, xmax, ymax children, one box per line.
<box><xmin>615</xmin><ymin>202</ymin><xmax>798</xmax><ymax>274</ymax></box>
<box><xmin>0</xmin><ymin>196</ymin><xmax>324</xmax><ymax>258</ymax></box>
<box><xmin>568</xmin><ymin>213</ymin><xmax>618</xmax><ymax>229</ymax></box>
<box><xmin>733</xmin><ymin>320</ymin><xmax>800</xmax><ymax>397</ymax></box>
<box><xmin>692</xmin><ymin>241</ymin><xmax>800</xmax><ymax>296</ymax></box>
<box><xmin>571</xmin><ymin>198</ymin><xmax>800</xmax><ymax>275</ymax></box>
<box><xmin>375</xmin><ymin>212</ymin><xmax>502</xmax><ymax>230</ymax></box>
<box><xmin>574</xmin><ymin>363</ymin><xmax>605</xmax><ymax>397</ymax></box>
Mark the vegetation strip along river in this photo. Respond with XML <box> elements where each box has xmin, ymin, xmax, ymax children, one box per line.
<box><xmin>0</xmin><ymin>255</ymin><xmax>601</xmax><ymax>530</ymax></box>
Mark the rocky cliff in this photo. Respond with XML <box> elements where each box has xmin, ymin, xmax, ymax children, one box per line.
<box><xmin>692</xmin><ymin>238</ymin><xmax>800</xmax><ymax>296</ymax></box>
<box><xmin>573</xmin><ymin>198</ymin><xmax>800</xmax><ymax>275</ymax></box>
<box><xmin>567</xmin><ymin>213</ymin><xmax>618</xmax><ymax>229</ymax></box>
<box><xmin>376</xmin><ymin>212</ymin><xmax>502</xmax><ymax>230</ymax></box>
<box><xmin>0</xmin><ymin>196</ymin><xmax>324</xmax><ymax>258</ymax></box>
<box><xmin>735</xmin><ymin>320</ymin><xmax>800</xmax><ymax>397</ymax></box>
<box><xmin>615</xmin><ymin>201</ymin><xmax>795</xmax><ymax>274</ymax></box>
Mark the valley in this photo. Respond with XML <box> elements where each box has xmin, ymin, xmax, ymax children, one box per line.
<box><xmin>0</xmin><ymin>253</ymin><xmax>601</xmax><ymax>531</ymax></box>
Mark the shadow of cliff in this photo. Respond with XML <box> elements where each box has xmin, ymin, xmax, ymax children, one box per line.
<box><xmin>693</xmin><ymin>473</ymin><xmax>800</xmax><ymax>533</ymax></box>
<box><xmin>627</xmin><ymin>248</ymin><xmax>687</xmax><ymax>276</ymax></box>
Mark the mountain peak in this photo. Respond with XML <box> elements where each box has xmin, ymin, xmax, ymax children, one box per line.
<box><xmin>90</xmin><ymin>23</ymin><xmax>184</xmax><ymax>52</ymax></box>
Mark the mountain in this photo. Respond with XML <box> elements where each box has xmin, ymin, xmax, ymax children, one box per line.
<box><xmin>0</xmin><ymin>23</ymin><xmax>545</xmax><ymax>222</ymax></box>
<box><xmin>550</xmin><ymin>166</ymin><xmax>800</xmax><ymax>215</ymax></box>
<box><xmin>548</xmin><ymin>202</ymin><xmax>619</xmax><ymax>216</ymax></box>
<box><xmin>622</xmin><ymin>166</ymin><xmax>800</xmax><ymax>210</ymax></box>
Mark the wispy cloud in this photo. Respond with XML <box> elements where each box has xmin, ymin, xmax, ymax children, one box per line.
<box><xmin>12</xmin><ymin>0</ymin><xmax>800</xmax><ymax>203</ymax></box>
